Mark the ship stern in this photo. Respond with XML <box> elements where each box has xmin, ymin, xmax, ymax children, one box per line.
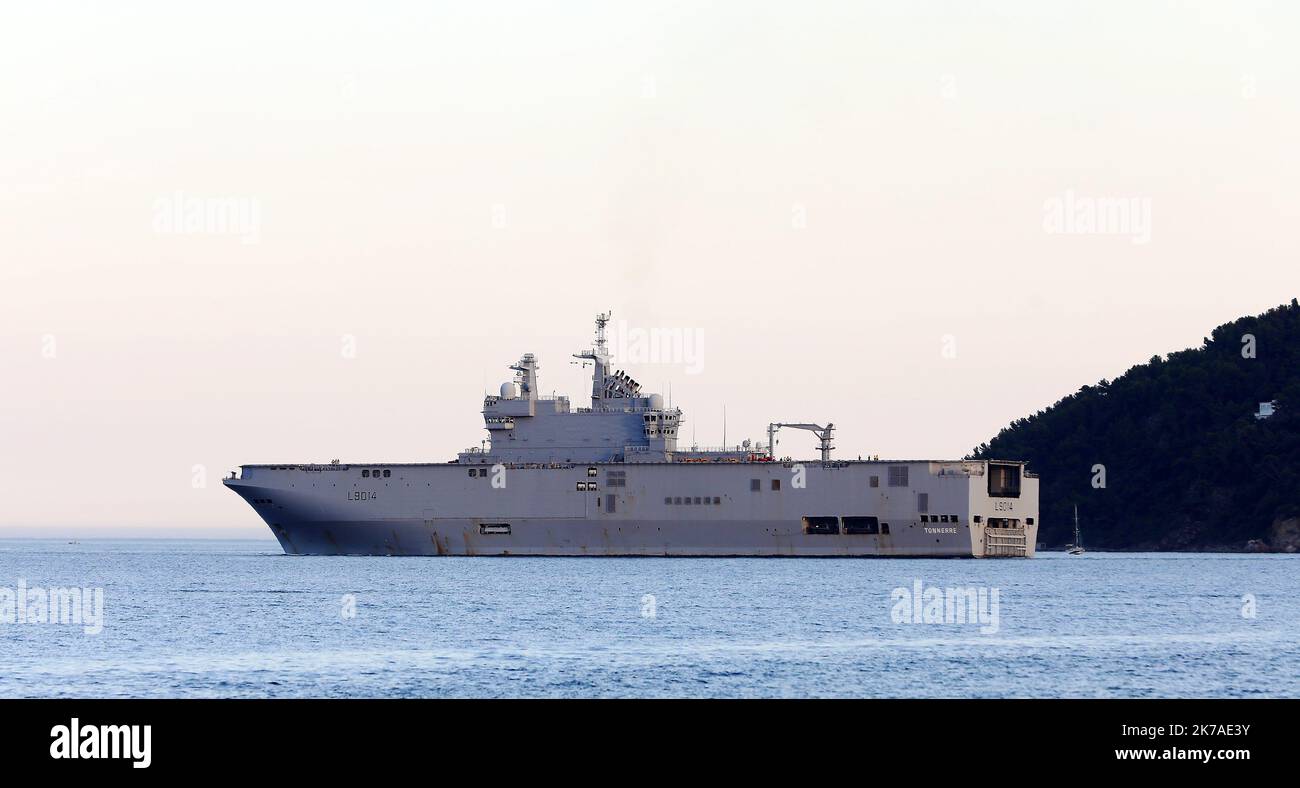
<box><xmin>969</xmin><ymin>461</ymin><xmax>1039</xmax><ymax>557</ymax></box>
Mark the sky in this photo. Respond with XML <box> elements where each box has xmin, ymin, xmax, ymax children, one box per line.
<box><xmin>2</xmin><ymin>1</ymin><xmax>1298</xmax><ymax>535</ymax></box>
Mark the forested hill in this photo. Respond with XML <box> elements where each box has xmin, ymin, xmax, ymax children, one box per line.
<box><xmin>971</xmin><ymin>299</ymin><xmax>1300</xmax><ymax>551</ymax></box>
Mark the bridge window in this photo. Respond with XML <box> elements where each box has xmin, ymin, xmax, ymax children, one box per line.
<box><xmin>383</xmin><ymin>470</ymin><xmax>391</xmax><ymax>478</ymax></box>
<box><xmin>921</xmin><ymin>515</ymin><xmax>929</xmax><ymax>523</ymax></box>
<box><xmin>674</xmin><ymin>497</ymin><xmax>682</xmax><ymax>505</ymax></box>
<box><xmin>467</xmin><ymin>469</ymin><xmax>476</xmax><ymax>478</ymax></box>
<box><xmin>881</xmin><ymin>523</ymin><xmax>891</xmax><ymax>535</ymax></box>
<box><xmin>713</xmin><ymin>497</ymin><xmax>721</xmax><ymax>505</ymax></box>
<box><xmin>664</xmin><ymin>497</ymin><xmax>672</xmax><ymax>505</ymax></box>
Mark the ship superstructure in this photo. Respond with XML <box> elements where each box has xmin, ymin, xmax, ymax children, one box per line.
<box><xmin>224</xmin><ymin>314</ymin><xmax>1038</xmax><ymax>557</ymax></box>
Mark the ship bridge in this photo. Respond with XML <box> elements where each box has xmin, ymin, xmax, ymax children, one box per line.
<box><xmin>463</xmin><ymin>313</ymin><xmax>681</xmax><ymax>465</ymax></box>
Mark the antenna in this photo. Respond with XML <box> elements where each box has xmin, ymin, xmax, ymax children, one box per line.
<box><xmin>594</xmin><ymin>311</ymin><xmax>611</xmax><ymax>357</ymax></box>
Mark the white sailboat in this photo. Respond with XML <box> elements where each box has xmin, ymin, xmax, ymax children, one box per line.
<box><xmin>1067</xmin><ymin>505</ymin><xmax>1085</xmax><ymax>555</ymax></box>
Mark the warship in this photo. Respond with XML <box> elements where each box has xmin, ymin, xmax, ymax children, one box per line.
<box><xmin>224</xmin><ymin>314</ymin><xmax>1038</xmax><ymax>557</ymax></box>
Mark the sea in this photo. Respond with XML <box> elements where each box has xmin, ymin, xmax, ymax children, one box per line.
<box><xmin>1</xmin><ymin>539</ymin><xmax>1296</xmax><ymax>698</ymax></box>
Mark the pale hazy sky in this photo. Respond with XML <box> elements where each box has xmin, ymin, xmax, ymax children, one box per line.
<box><xmin>3</xmin><ymin>2</ymin><xmax>1298</xmax><ymax>535</ymax></box>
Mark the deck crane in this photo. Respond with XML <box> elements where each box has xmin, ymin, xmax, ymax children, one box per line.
<box><xmin>767</xmin><ymin>422</ymin><xmax>835</xmax><ymax>462</ymax></box>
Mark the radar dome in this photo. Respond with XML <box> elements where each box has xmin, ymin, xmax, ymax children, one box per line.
<box><xmin>647</xmin><ymin>393</ymin><xmax>664</xmax><ymax>410</ymax></box>
<box><xmin>500</xmin><ymin>381</ymin><xmax>519</xmax><ymax>400</ymax></box>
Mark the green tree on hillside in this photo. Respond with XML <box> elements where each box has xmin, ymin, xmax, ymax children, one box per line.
<box><xmin>971</xmin><ymin>299</ymin><xmax>1300</xmax><ymax>550</ymax></box>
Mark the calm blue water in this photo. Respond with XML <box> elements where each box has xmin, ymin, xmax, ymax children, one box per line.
<box><xmin>0</xmin><ymin>539</ymin><xmax>1296</xmax><ymax>698</ymax></box>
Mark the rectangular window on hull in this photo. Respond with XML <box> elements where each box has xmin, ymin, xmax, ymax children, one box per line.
<box><xmin>988</xmin><ymin>463</ymin><xmax>1022</xmax><ymax>498</ymax></box>
<box><xmin>888</xmin><ymin>466</ymin><xmax>909</xmax><ymax>487</ymax></box>
<box><xmin>917</xmin><ymin>492</ymin><xmax>928</xmax><ymax>513</ymax></box>
<box><xmin>362</xmin><ymin>470</ymin><xmax>370</xmax><ymax>478</ymax></box>
<box><xmin>843</xmin><ymin>516</ymin><xmax>879</xmax><ymax>535</ymax></box>
<box><xmin>802</xmin><ymin>516</ymin><xmax>840</xmax><ymax>535</ymax></box>
<box><xmin>869</xmin><ymin>476</ymin><xmax>879</xmax><ymax>488</ymax></box>
<box><xmin>750</xmin><ymin>479</ymin><xmax>761</xmax><ymax>491</ymax></box>
<box><xmin>605</xmin><ymin>494</ymin><xmax>616</xmax><ymax>514</ymax></box>
<box><xmin>479</xmin><ymin>523</ymin><xmax>511</xmax><ymax>535</ymax></box>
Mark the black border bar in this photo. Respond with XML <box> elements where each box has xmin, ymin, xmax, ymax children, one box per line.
<box><xmin>3</xmin><ymin>698</ymin><xmax>1288</xmax><ymax>775</ymax></box>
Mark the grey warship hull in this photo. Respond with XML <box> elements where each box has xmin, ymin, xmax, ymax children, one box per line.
<box><xmin>224</xmin><ymin>314</ymin><xmax>1038</xmax><ymax>557</ymax></box>
<box><xmin>226</xmin><ymin>459</ymin><xmax>1037</xmax><ymax>557</ymax></box>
